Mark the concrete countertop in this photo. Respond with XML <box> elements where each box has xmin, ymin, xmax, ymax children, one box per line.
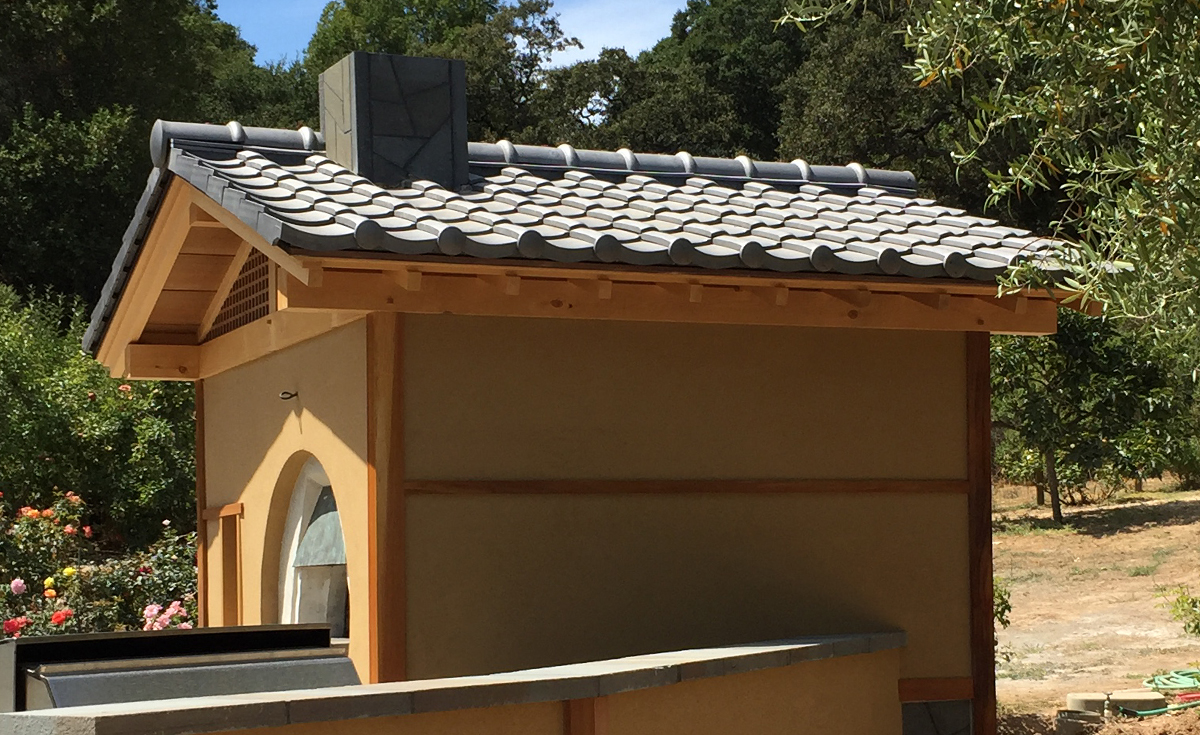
<box><xmin>0</xmin><ymin>632</ymin><xmax>905</xmax><ymax>735</ymax></box>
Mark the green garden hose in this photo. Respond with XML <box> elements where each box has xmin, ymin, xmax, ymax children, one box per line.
<box><xmin>1144</xmin><ymin>670</ymin><xmax>1200</xmax><ymax>692</ymax></box>
<box><xmin>1118</xmin><ymin>699</ymin><xmax>1200</xmax><ymax>718</ymax></box>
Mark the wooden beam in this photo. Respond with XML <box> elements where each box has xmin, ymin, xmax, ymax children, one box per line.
<box><xmin>199</xmin><ymin>310</ymin><xmax>365</xmax><ymax>378</ymax></box>
<box><xmin>197</xmin><ymin>241</ymin><xmax>252</xmax><ymax>340</ymax></box>
<box><xmin>296</xmin><ymin>253</ymin><xmax>1016</xmax><ymax>298</ymax></box>
<box><xmin>564</xmin><ymin>698</ymin><xmax>608</xmax><ymax>735</ymax></box>
<box><xmin>365</xmin><ymin>313</ymin><xmax>407</xmax><ymax>683</ymax></box>
<box><xmin>898</xmin><ymin>677</ymin><xmax>975</xmax><ymax>703</ymax></box>
<box><xmin>122</xmin><ymin>311</ymin><xmax>366</xmax><ymax>380</ymax></box>
<box><xmin>195</xmin><ymin>381</ymin><xmax>208</xmax><ymax>627</ymax></box>
<box><xmin>201</xmin><ymin>502</ymin><xmax>244</xmax><ymax>521</ymax></box>
<box><xmin>125</xmin><ymin>344</ymin><xmax>200</xmax><ymax>380</ymax></box>
<box><xmin>405</xmin><ymin>479</ymin><xmax>970</xmax><ymax>495</ymax></box>
<box><xmin>183</xmin><ymin>182</ymin><xmax>316</xmax><ymax>286</ymax></box>
<box><xmin>277</xmin><ymin>269</ymin><xmax>1058</xmax><ymax>335</ymax></box>
<box><xmin>966</xmin><ymin>333</ymin><xmax>996</xmax><ymax>735</ymax></box>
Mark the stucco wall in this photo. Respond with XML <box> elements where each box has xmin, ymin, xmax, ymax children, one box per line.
<box><xmin>404</xmin><ymin>315</ymin><xmax>967</xmax><ymax>480</ymax></box>
<box><xmin>211</xmin><ymin>650</ymin><xmax>899</xmax><ymax>735</ymax></box>
<box><xmin>202</xmin><ymin>320</ymin><xmax>370</xmax><ymax>678</ymax></box>
<box><xmin>237</xmin><ymin>702</ymin><xmax>563</xmax><ymax>735</ymax></box>
<box><xmin>608</xmin><ymin>649</ymin><xmax>902</xmax><ymax>735</ymax></box>
<box><xmin>403</xmin><ymin>315</ymin><xmax>971</xmax><ymax>682</ymax></box>
<box><xmin>407</xmin><ymin>493</ymin><xmax>968</xmax><ymax>680</ymax></box>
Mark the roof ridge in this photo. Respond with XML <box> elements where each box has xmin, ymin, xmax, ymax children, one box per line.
<box><xmin>467</xmin><ymin>141</ymin><xmax>918</xmax><ymax>196</ymax></box>
<box><xmin>149</xmin><ymin>120</ymin><xmax>918</xmax><ymax>197</ymax></box>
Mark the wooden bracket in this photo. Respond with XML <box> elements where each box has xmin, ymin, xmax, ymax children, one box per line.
<box><xmin>830</xmin><ymin>288</ymin><xmax>874</xmax><ymax>308</ymax></box>
<box><xmin>774</xmin><ymin>286</ymin><xmax>789</xmax><ymax>306</ymax></box>
<box><xmin>393</xmin><ymin>269</ymin><xmax>422</xmax><ymax>292</ymax></box>
<box><xmin>904</xmin><ymin>292</ymin><xmax>952</xmax><ymax>310</ymax></box>
<box><xmin>597</xmin><ymin>279</ymin><xmax>613</xmax><ymax>300</ymax></box>
<box><xmin>689</xmin><ymin>283</ymin><xmax>703</xmax><ymax>303</ymax></box>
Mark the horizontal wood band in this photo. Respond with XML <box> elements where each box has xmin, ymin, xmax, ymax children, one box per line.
<box><xmin>404</xmin><ymin>479</ymin><xmax>969</xmax><ymax>495</ymax></box>
<box><xmin>201</xmin><ymin>502</ymin><xmax>244</xmax><ymax>521</ymax></box>
<box><xmin>898</xmin><ymin>677</ymin><xmax>975</xmax><ymax>703</ymax></box>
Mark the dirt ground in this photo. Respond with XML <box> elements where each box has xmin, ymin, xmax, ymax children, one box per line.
<box><xmin>993</xmin><ymin>482</ymin><xmax>1200</xmax><ymax>733</ymax></box>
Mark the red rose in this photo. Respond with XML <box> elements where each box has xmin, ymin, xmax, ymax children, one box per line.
<box><xmin>50</xmin><ymin>609</ymin><xmax>73</xmax><ymax>626</ymax></box>
<box><xmin>63</xmin><ymin>525</ymin><xmax>76</xmax><ymax>535</ymax></box>
<box><xmin>4</xmin><ymin>617</ymin><xmax>28</xmax><ymax>636</ymax></box>
<box><xmin>82</xmin><ymin>526</ymin><xmax>92</xmax><ymax>538</ymax></box>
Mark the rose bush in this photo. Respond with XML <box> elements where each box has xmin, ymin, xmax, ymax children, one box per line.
<box><xmin>0</xmin><ymin>491</ymin><xmax>196</xmax><ymax>637</ymax></box>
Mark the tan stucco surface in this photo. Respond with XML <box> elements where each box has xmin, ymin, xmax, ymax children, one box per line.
<box><xmin>202</xmin><ymin>320</ymin><xmax>371</xmax><ymax>677</ymax></box>
<box><xmin>609</xmin><ymin>649</ymin><xmax>902</xmax><ymax>735</ymax></box>
<box><xmin>234</xmin><ymin>702</ymin><xmax>563</xmax><ymax>735</ymax></box>
<box><xmin>404</xmin><ymin>315</ymin><xmax>968</xmax><ymax>480</ymax></box>
<box><xmin>407</xmin><ymin>493</ymin><xmax>969</xmax><ymax>681</ymax></box>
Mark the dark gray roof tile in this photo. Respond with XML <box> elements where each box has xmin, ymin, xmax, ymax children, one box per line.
<box><xmin>85</xmin><ymin>124</ymin><xmax>1069</xmax><ymax>354</ymax></box>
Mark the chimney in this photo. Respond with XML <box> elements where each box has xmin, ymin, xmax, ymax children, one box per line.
<box><xmin>319</xmin><ymin>52</ymin><xmax>469</xmax><ymax>190</ymax></box>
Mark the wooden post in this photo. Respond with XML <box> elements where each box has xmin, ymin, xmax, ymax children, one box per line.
<box><xmin>966</xmin><ymin>332</ymin><xmax>996</xmax><ymax>735</ymax></box>
<box><xmin>564</xmin><ymin>698</ymin><xmax>608</xmax><ymax>735</ymax></box>
<box><xmin>195</xmin><ymin>380</ymin><xmax>208</xmax><ymax>627</ymax></box>
<box><xmin>366</xmin><ymin>313</ymin><xmax>407</xmax><ymax>682</ymax></box>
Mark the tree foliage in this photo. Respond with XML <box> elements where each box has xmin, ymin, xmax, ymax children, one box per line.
<box><xmin>992</xmin><ymin>310</ymin><xmax>1199</xmax><ymax>521</ymax></box>
<box><xmin>0</xmin><ymin>287</ymin><xmax>195</xmax><ymax>547</ymax></box>
<box><xmin>905</xmin><ymin>1</ymin><xmax>1200</xmax><ymax>341</ymax></box>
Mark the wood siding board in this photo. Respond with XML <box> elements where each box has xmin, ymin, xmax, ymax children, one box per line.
<box><xmin>966</xmin><ymin>332</ymin><xmax>995</xmax><ymax>735</ymax></box>
<box><xmin>164</xmin><ymin>254</ymin><xmax>235</xmax><ymax>292</ymax></box>
<box><xmin>146</xmin><ymin>289</ymin><xmax>214</xmax><ymax>328</ymax></box>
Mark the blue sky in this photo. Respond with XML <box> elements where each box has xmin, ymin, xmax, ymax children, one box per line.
<box><xmin>212</xmin><ymin>0</ymin><xmax>685</xmax><ymax>67</ymax></box>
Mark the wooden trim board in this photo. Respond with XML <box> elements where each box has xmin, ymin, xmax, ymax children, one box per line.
<box><xmin>279</xmin><ymin>269</ymin><xmax>1058</xmax><ymax>336</ymax></box>
<box><xmin>404</xmin><ymin>479</ymin><xmax>970</xmax><ymax>495</ymax></box>
<box><xmin>966</xmin><ymin>332</ymin><xmax>996</xmax><ymax>735</ymax></box>
<box><xmin>365</xmin><ymin>313</ymin><xmax>407</xmax><ymax>683</ymax></box>
<box><xmin>898</xmin><ymin>677</ymin><xmax>975</xmax><ymax>703</ymax></box>
<box><xmin>564</xmin><ymin>698</ymin><xmax>608</xmax><ymax>735</ymax></box>
<box><xmin>195</xmin><ymin>381</ymin><xmax>208</xmax><ymax>627</ymax></box>
<box><xmin>201</xmin><ymin>502</ymin><xmax>244</xmax><ymax>521</ymax></box>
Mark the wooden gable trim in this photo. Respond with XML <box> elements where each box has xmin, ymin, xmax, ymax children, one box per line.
<box><xmin>183</xmin><ymin>181</ymin><xmax>317</xmax><ymax>287</ymax></box>
<box><xmin>97</xmin><ymin>181</ymin><xmax>193</xmax><ymax>377</ymax></box>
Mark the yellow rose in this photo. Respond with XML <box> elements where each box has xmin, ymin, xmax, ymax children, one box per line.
<box><xmin>62</xmin><ymin>567</ymin><xmax>75</xmax><ymax>578</ymax></box>
<box><xmin>43</xmin><ymin>577</ymin><xmax>54</xmax><ymax>589</ymax></box>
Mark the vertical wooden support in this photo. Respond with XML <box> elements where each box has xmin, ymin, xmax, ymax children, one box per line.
<box><xmin>195</xmin><ymin>381</ymin><xmax>209</xmax><ymax>627</ymax></box>
<box><xmin>219</xmin><ymin>513</ymin><xmax>241</xmax><ymax>625</ymax></box>
<box><xmin>966</xmin><ymin>332</ymin><xmax>995</xmax><ymax>735</ymax></box>
<box><xmin>564</xmin><ymin>698</ymin><xmax>608</xmax><ymax>735</ymax></box>
<box><xmin>366</xmin><ymin>313</ymin><xmax>407</xmax><ymax>682</ymax></box>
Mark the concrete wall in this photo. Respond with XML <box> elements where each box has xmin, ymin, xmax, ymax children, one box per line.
<box><xmin>202</xmin><ymin>320</ymin><xmax>370</xmax><ymax>678</ymax></box>
<box><xmin>403</xmin><ymin>316</ymin><xmax>970</xmax><ymax>681</ymax></box>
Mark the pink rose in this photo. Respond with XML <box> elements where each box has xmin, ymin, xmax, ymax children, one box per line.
<box><xmin>177</xmin><ymin>622</ymin><xmax>192</xmax><ymax>630</ymax></box>
<box><xmin>9</xmin><ymin>579</ymin><xmax>25</xmax><ymax>595</ymax></box>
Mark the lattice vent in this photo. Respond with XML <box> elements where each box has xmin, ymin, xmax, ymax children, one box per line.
<box><xmin>206</xmin><ymin>251</ymin><xmax>271</xmax><ymax>339</ymax></box>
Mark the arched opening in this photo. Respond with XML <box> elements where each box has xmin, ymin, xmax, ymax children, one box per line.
<box><xmin>278</xmin><ymin>457</ymin><xmax>349</xmax><ymax>638</ymax></box>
